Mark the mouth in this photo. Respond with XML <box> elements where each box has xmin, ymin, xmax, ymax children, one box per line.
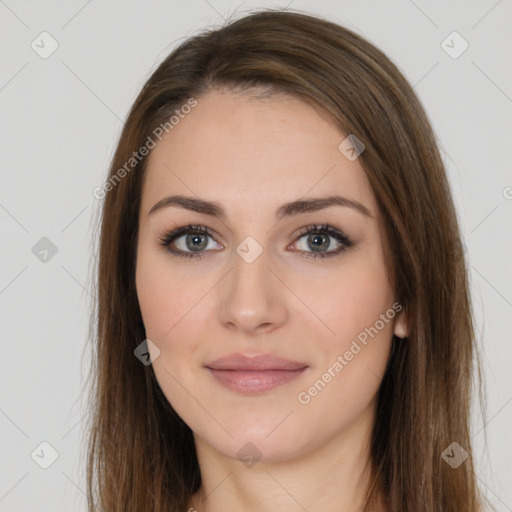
<box><xmin>204</xmin><ymin>353</ymin><xmax>309</xmax><ymax>395</ymax></box>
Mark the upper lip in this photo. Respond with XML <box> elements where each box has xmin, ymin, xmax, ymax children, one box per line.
<box><xmin>204</xmin><ymin>353</ymin><xmax>308</xmax><ymax>371</ymax></box>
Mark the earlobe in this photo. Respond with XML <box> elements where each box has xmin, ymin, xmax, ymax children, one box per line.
<box><xmin>393</xmin><ymin>309</ymin><xmax>408</xmax><ymax>339</ymax></box>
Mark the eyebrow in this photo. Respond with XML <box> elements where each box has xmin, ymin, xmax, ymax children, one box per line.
<box><xmin>148</xmin><ymin>194</ymin><xmax>372</xmax><ymax>219</ymax></box>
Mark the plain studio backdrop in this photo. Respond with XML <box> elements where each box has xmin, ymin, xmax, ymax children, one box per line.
<box><xmin>0</xmin><ymin>0</ymin><xmax>511</xmax><ymax>510</ymax></box>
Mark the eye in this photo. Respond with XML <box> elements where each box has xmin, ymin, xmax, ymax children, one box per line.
<box><xmin>158</xmin><ymin>223</ymin><xmax>355</xmax><ymax>260</ymax></box>
<box><xmin>290</xmin><ymin>223</ymin><xmax>354</xmax><ymax>259</ymax></box>
<box><xmin>158</xmin><ymin>224</ymin><xmax>221</xmax><ymax>259</ymax></box>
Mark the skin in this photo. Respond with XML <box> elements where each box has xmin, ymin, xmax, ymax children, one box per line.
<box><xmin>135</xmin><ymin>90</ymin><xmax>407</xmax><ymax>512</ymax></box>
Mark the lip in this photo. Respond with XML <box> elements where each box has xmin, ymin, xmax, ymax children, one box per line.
<box><xmin>204</xmin><ymin>353</ymin><xmax>309</xmax><ymax>395</ymax></box>
<box><xmin>205</xmin><ymin>353</ymin><xmax>308</xmax><ymax>371</ymax></box>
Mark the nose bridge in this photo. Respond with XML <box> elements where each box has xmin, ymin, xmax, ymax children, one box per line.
<box><xmin>219</xmin><ymin>235</ymin><xmax>286</xmax><ymax>332</ymax></box>
<box><xmin>233</xmin><ymin>238</ymin><xmax>269</xmax><ymax>290</ymax></box>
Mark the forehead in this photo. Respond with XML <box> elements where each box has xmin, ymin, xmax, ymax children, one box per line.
<box><xmin>141</xmin><ymin>91</ymin><xmax>377</xmax><ymax>219</ymax></box>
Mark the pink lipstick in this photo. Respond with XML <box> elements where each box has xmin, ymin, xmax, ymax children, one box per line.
<box><xmin>204</xmin><ymin>353</ymin><xmax>309</xmax><ymax>395</ymax></box>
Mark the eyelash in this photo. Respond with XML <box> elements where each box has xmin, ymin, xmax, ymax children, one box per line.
<box><xmin>157</xmin><ymin>223</ymin><xmax>355</xmax><ymax>260</ymax></box>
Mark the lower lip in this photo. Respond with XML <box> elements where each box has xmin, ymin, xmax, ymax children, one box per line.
<box><xmin>205</xmin><ymin>368</ymin><xmax>308</xmax><ymax>394</ymax></box>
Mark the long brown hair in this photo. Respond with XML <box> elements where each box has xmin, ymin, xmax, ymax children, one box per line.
<box><xmin>85</xmin><ymin>8</ymin><xmax>493</xmax><ymax>511</ymax></box>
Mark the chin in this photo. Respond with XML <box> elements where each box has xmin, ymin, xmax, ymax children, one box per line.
<box><xmin>197</xmin><ymin>418</ymin><xmax>311</xmax><ymax>463</ymax></box>
<box><xmin>224</xmin><ymin>436</ymin><xmax>303</xmax><ymax>465</ymax></box>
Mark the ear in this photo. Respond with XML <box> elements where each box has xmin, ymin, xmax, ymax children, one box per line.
<box><xmin>393</xmin><ymin>308</ymin><xmax>408</xmax><ymax>339</ymax></box>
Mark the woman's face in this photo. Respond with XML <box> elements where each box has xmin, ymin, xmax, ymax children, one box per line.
<box><xmin>135</xmin><ymin>90</ymin><xmax>406</xmax><ymax>463</ymax></box>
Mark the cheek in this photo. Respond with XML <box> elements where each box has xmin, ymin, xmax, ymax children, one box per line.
<box><xmin>135</xmin><ymin>246</ymin><xmax>211</xmax><ymax>427</ymax></box>
<box><xmin>296</xmin><ymin>252</ymin><xmax>393</xmax><ymax>344</ymax></box>
<box><xmin>136</xmin><ymin>241</ymin><xmax>197</xmax><ymax>339</ymax></box>
<box><xmin>331</xmin><ymin>272</ymin><xmax>393</xmax><ymax>341</ymax></box>
<box><xmin>136</xmin><ymin>245</ymin><xmax>170</xmax><ymax>338</ymax></box>
<box><xmin>296</xmin><ymin>267</ymin><xmax>394</xmax><ymax>426</ymax></box>
<box><xmin>297</xmin><ymin>244</ymin><xmax>395</xmax><ymax>392</ymax></box>
<box><xmin>135</xmin><ymin>245</ymin><xmax>219</xmax><ymax>370</ymax></box>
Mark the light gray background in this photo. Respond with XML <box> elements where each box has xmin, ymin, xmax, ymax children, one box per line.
<box><xmin>0</xmin><ymin>0</ymin><xmax>511</xmax><ymax>510</ymax></box>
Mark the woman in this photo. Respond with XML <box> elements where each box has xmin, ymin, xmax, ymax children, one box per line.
<box><xmin>86</xmin><ymin>8</ymin><xmax>493</xmax><ymax>511</ymax></box>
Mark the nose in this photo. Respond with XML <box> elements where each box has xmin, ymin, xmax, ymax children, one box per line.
<box><xmin>218</xmin><ymin>242</ymin><xmax>288</xmax><ymax>336</ymax></box>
